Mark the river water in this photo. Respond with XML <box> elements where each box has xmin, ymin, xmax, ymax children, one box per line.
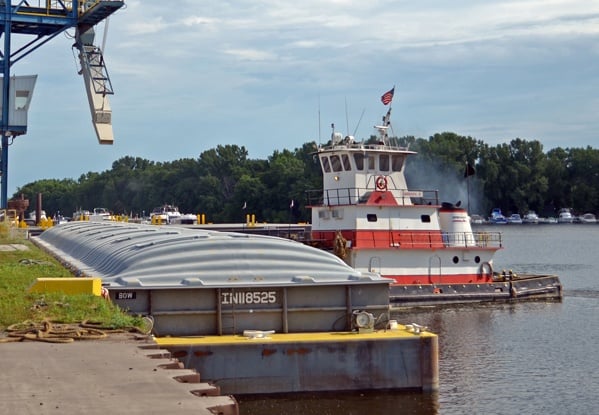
<box><xmin>238</xmin><ymin>224</ymin><xmax>599</xmax><ymax>414</ymax></box>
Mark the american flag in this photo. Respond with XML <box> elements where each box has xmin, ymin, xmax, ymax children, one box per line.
<box><xmin>381</xmin><ymin>87</ymin><xmax>395</xmax><ymax>105</ymax></box>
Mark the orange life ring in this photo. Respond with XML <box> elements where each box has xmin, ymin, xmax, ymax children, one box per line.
<box><xmin>375</xmin><ymin>176</ymin><xmax>387</xmax><ymax>191</ymax></box>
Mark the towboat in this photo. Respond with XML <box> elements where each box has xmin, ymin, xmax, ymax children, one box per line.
<box><xmin>306</xmin><ymin>102</ymin><xmax>562</xmax><ymax>305</ymax></box>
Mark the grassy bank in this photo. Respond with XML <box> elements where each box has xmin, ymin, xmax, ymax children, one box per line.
<box><xmin>0</xmin><ymin>224</ymin><xmax>143</xmax><ymax>332</ymax></box>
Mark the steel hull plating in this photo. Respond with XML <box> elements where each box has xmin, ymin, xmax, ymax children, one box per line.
<box><xmin>389</xmin><ymin>274</ymin><xmax>562</xmax><ymax>306</ymax></box>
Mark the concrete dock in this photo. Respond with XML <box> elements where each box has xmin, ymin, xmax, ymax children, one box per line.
<box><xmin>0</xmin><ymin>335</ymin><xmax>238</xmax><ymax>415</ymax></box>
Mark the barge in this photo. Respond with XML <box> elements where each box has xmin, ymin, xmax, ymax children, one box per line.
<box><xmin>33</xmin><ymin>221</ymin><xmax>439</xmax><ymax>394</ymax></box>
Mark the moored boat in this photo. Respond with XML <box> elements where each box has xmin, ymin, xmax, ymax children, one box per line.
<box><xmin>578</xmin><ymin>213</ymin><xmax>597</xmax><ymax>224</ymax></box>
<box><xmin>558</xmin><ymin>208</ymin><xmax>574</xmax><ymax>223</ymax></box>
<box><xmin>150</xmin><ymin>204</ymin><xmax>182</xmax><ymax>224</ymax></box>
<box><xmin>90</xmin><ymin>207</ymin><xmax>112</xmax><ymax>221</ymax></box>
<box><xmin>469</xmin><ymin>214</ymin><xmax>486</xmax><ymax>225</ymax></box>
<box><xmin>507</xmin><ymin>213</ymin><xmax>523</xmax><ymax>224</ymax></box>
<box><xmin>489</xmin><ymin>208</ymin><xmax>508</xmax><ymax>224</ymax></box>
<box><xmin>522</xmin><ymin>211</ymin><xmax>539</xmax><ymax>224</ymax></box>
<box><xmin>306</xmin><ymin>95</ymin><xmax>562</xmax><ymax>305</ymax></box>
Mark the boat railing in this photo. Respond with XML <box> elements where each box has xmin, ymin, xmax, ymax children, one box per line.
<box><xmin>318</xmin><ymin>142</ymin><xmax>411</xmax><ymax>152</ymax></box>
<box><xmin>444</xmin><ymin>231</ymin><xmax>502</xmax><ymax>249</ymax></box>
<box><xmin>350</xmin><ymin>230</ymin><xmax>502</xmax><ymax>249</ymax></box>
<box><xmin>305</xmin><ymin>188</ymin><xmax>439</xmax><ymax>207</ymax></box>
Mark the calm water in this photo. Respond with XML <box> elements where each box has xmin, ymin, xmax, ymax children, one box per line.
<box><xmin>239</xmin><ymin>224</ymin><xmax>599</xmax><ymax>414</ymax></box>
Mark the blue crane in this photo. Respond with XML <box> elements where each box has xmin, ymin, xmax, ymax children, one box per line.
<box><xmin>0</xmin><ymin>0</ymin><xmax>124</xmax><ymax>208</ymax></box>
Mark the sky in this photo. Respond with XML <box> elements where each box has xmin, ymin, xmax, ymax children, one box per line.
<box><xmin>5</xmin><ymin>0</ymin><xmax>599</xmax><ymax>196</ymax></box>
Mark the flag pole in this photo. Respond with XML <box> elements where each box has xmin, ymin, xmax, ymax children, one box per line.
<box><xmin>465</xmin><ymin>162</ymin><xmax>471</xmax><ymax>215</ymax></box>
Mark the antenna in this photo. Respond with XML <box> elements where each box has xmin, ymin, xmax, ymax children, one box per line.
<box><xmin>318</xmin><ymin>95</ymin><xmax>321</xmax><ymax>145</ymax></box>
<box><xmin>344</xmin><ymin>97</ymin><xmax>349</xmax><ymax>136</ymax></box>
<box><xmin>352</xmin><ymin>108</ymin><xmax>365</xmax><ymax>137</ymax></box>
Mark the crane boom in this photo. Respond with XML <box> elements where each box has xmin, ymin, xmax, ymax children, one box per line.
<box><xmin>75</xmin><ymin>24</ymin><xmax>114</xmax><ymax>145</ymax></box>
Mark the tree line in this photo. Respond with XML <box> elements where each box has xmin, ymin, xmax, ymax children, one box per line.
<box><xmin>12</xmin><ymin>133</ymin><xmax>599</xmax><ymax>222</ymax></box>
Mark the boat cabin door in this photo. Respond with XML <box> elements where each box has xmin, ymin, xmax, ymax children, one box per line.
<box><xmin>368</xmin><ymin>256</ymin><xmax>382</xmax><ymax>274</ymax></box>
<box><xmin>428</xmin><ymin>255</ymin><xmax>442</xmax><ymax>285</ymax></box>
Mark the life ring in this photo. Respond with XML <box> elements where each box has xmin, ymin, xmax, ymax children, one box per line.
<box><xmin>375</xmin><ymin>176</ymin><xmax>387</xmax><ymax>191</ymax></box>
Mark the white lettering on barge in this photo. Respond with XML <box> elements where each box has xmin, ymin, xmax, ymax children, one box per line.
<box><xmin>116</xmin><ymin>292</ymin><xmax>136</xmax><ymax>300</ymax></box>
<box><xmin>221</xmin><ymin>291</ymin><xmax>277</xmax><ymax>305</ymax></box>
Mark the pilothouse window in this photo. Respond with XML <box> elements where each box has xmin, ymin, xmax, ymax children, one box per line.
<box><xmin>342</xmin><ymin>154</ymin><xmax>351</xmax><ymax>171</ymax></box>
<box><xmin>330</xmin><ymin>155</ymin><xmax>343</xmax><ymax>172</ymax></box>
<box><xmin>392</xmin><ymin>155</ymin><xmax>404</xmax><ymax>172</ymax></box>
<box><xmin>321</xmin><ymin>157</ymin><xmax>331</xmax><ymax>173</ymax></box>
<box><xmin>379</xmin><ymin>155</ymin><xmax>389</xmax><ymax>171</ymax></box>
<box><xmin>354</xmin><ymin>153</ymin><xmax>364</xmax><ymax>170</ymax></box>
<box><xmin>368</xmin><ymin>156</ymin><xmax>375</xmax><ymax>170</ymax></box>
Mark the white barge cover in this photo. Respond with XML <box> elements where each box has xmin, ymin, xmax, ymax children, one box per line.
<box><xmin>33</xmin><ymin>221</ymin><xmax>391</xmax><ymax>335</ymax></box>
<box><xmin>33</xmin><ymin>221</ymin><xmax>387</xmax><ymax>288</ymax></box>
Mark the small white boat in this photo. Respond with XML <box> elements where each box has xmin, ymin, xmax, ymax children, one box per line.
<box><xmin>171</xmin><ymin>213</ymin><xmax>198</xmax><ymax>225</ymax></box>
<box><xmin>507</xmin><ymin>214</ymin><xmax>523</xmax><ymax>224</ymax></box>
<box><xmin>90</xmin><ymin>207</ymin><xmax>112</xmax><ymax>221</ymax></box>
<box><xmin>28</xmin><ymin>210</ymin><xmax>47</xmax><ymax>222</ymax></box>
<box><xmin>579</xmin><ymin>213</ymin><xmax>597</xmax><ymax>224</ymax></box>
<box><xmin>489</xmin><ymin>208</ymin><xmax>507</xmax><ymax>224</ymax></box>
<box><xmin>522</xmin><ymin>211</ymin><xmax>539</xmax><ymax>224</ymax></box>
<box><xmin>469</xmin><ymin>214</ymin><xmax>485</xmax><ymax>225</ymax></box>
<box><xmin>557</xmin><ymin>208</ymin><xmax>574</xmax><ymax>224</ymax></box>
<box><xmin>150</xmin><ymin>204</ymin><xmax>182</xmax><ymax>224</ymax></box>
